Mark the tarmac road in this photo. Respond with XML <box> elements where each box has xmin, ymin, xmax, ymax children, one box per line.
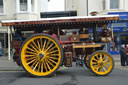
<box><xmin>0</xmin><ymin>65</ymin><xmax>128</xmax><ymax>85</ymax></box>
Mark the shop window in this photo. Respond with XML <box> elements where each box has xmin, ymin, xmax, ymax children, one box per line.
<box><xmin>110</xmin><ymin>0</ymin><xmax>119</xmax><ymax>9</ymax></box>
<box><xmin>110</xmin><ymin>33</ymin><xmax>120</xmax><ymax>52</ymax></box>
<box><xmin>113</xmin><ymin>23</ymin><xmax>127</xmax><ymax>27</ymax></box>
<box><xmin>0</xmin><ymin>0</ymin><xmax>4</xmax><ymax>14</ymax></box>
<box><xmin>20</xmin><ymin>0</ymin><xmax>27</xmax><ymax>11</ymax></box>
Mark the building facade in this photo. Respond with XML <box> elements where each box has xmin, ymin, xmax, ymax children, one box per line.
<box><xmin>65</xmin><ymin>0</ymin><xmax>128</xmax><ymax>16</ymax></box>
<box><xmin>0</xmin><ymin>0</ymin><xmax>48</xmax><ymax>58</ymax></box>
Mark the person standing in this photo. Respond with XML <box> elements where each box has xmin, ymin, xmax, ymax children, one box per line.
<box><xmin>120</xmin><ymin>44</ymin><xmax>126</xmax><ymax>66</ymax></box>
<box><xmin>126</xmin><ymin>44</ymin><xmax>128</xmax><ymax>65</ymax></box>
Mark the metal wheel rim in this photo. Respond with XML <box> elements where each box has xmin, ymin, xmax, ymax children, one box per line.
<box><xmin>21</xmin><ymin>35</ymin><xmax>62</xmax><ymax>76</ymax></box>
<box><xmin>90</xmin><ymin>52</ymin><xmax>113</xmax><ymax>75</ymax></box>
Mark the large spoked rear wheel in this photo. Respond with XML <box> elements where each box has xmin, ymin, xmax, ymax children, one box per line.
<box><xmin>84</xmin><ymin>55</ymin><xmax>90</xmax><ymax>69</ymax></box>
<box><xmin>88</xmin><ymin>50</ymin><xmax>114</xmax><ymax>76</ymax></box>
<box><xmin>20</xmin><ymin>34</ymin><xmax>63</xmax><ymax>77</ymax></box>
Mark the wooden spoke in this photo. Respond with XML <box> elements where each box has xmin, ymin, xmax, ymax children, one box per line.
<box><xmin>43</xmin><ymin>59</ymin><xmax>48</xmax><ymax>72</ymax></box>
<box><xmin>29</xmin><ymin>43</ymin><xmax>38</xmax><ymax>52</ymax></box>
<box><xmin>45</xmin><ymin>59</ymin><xmax>51</xmax><ymax>71</ymax></box>
<box><xmin>32</xmin><ymin>41</ymin><xmax>39</xmax><ymax>51</ymax></box>
<box><xmin>41</xmin><ymin>62</ymin><xmax>43</xmax><ymax>73</ymax></box>
<box><xmin>48</xmin><ymin>54</ymin><xmax>59</xmax><ymax>56</ymax></box>
<box><xmin>27</xmin><ymin>47</ymin><xmax>37</xmax><ymax>53</ymax></box>
<box><xmin>40</xmin><ymin>38</ymin><xmax>43</xmax><ymax>51</ymax></box>
<box><xmin>48</xmin><ymin>46</ymin><xmax>57</xmax><ymax>52</ymax></box>
<box><xmin>31</xmin><ymin>60</ymin><xmax>38</xmax><ymax>68</ymax></box>
<box><xmin>48</xmin><ymin>50</ymin><xmax>58</xmax><ymax>54</ymax></box>
<box><xmin>49</xmin><ymin>57</ymin><xmax>58</xmax><ymax>60</ymax></box>
<box><xmin>33</xmin><ymin>62</ymin><xmax>39</xmax><ymax>71</ymax></box>
<box><xmin>45</xmin><ymin>40</ymin><xmax>50</xmax><ymax>50</ymax></box>
<box><xmin>92</xmin><ymin>62</ymin><xmax>97</xmax><ymax>65</ymax></box>
<box><xmin>45</xmin><ymin>43</ymin><xmax>54</xmax><ymax>52</ymax></box>
<box><xmin>27</xmin><ymin>59</ymin><xmax>36</xmax><ymax>65</ymax></box>
<box><xmin>93</xmin><ymin>57</ymin><xmax>98</xmax><ymax>62</ymax></box>
<box><xmin>47</xmin><ymin>58</ymin><xmax>57</xmax><ymax>64</ymax></box>
<box><xmin>103</xmin><ymin>67</ymin><xmax>106</xmax><ymax>71</ymax></box>
<box><xmin>37</xmin><ymin>40</ymin><xmax>41</xmax><ymax>51</ymax></box>
<box><xmin>25</xmin><ymin>55</ymin><xmax>35</xmax><ymax>57</ymax></box>
<box><xmin>38</xmin><ymin>62</ymin><xmax>41</xmax><ymax>72</ymax></box>
<box><xmin>25</xmin><ymin>51</ymin><xmax>37</xmax><ymax>55</ymax></box>
<box><xmin>45</xmin><ymin>58</ymin><xmax>55</xmax><ymax>68</ymax></box>
<box><xmin>42</xmin><ymin>40</ymin><xmax>46</xmax><ymax>51</ymax></box>
<box><xmin>26</xmin><ymin>57</ymin><xmax>36</xmax><ymax>61</ymax></box>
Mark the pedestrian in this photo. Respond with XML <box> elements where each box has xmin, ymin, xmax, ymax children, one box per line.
<box><xmin>120</xmin><ymin>44</ymin><xmax>126</xmax><ymax>66</ymax></box>
<box><xmin>126</xmin><ymin>44</ymin><xmax>128</xmax><ymax>65</ymax></box>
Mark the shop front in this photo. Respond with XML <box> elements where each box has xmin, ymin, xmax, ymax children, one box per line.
<box><xmin>108</xmin><ymin>12</ymin><xmax>128</xmax><ymax>54</ymax></box>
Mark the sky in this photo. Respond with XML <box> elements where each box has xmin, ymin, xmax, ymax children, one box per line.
<box><xmin>47</xmin><ymin>0</ymin><xmax>65</xmax><ymax>12</ymax></box>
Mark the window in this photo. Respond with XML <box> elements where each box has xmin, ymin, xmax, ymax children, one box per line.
<box><xmin>0</xmin><ymin>0</ymin><xmax>4</xmax><ymax>13</ymax></box>
<box><xmin>103</xmin><ymin>0</ymin><xmax>105</xmax><ymax>10</ymax></box>
<box><xmin>31</xmin><ymin>0</ymin><xmax>34</xmax><ymax>12</ymax></box>
<box><xmin>110</xmin><ymin>0</ymin><xmax>119</xmax><ymax>9</ymax></box>
<box><xmin>17</xmin><ymin>0</ymin><xmax>36</xmax><ymax>13</ymax></box>
<box><xmin>20</xmin><ymin>0</ymin><xmax>27</xmax><ymax>11</ymax></box>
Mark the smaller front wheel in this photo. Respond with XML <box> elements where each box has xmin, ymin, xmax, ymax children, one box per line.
<box><xmin>88</xmin><ymin>51</ymin><xmax>114</xmax><ymax>76</ymax></box>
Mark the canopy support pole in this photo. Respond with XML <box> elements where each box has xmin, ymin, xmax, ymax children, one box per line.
<box><xmin>8</xmin><ymin>26</ymin><xmax>11</xmax><ymax>60</ymax></box>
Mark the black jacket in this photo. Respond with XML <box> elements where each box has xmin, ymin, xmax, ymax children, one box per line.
<box><xmin>120</xmin><ymin>48</ymin><xmax>126</xmax><ymax>58</ymax></box>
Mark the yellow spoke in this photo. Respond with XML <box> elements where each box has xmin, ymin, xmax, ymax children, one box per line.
<box><xmin>92</xmin><ymin>58</ymin><xmax>98</xmax><ymax>62</ymax></box>
<box><xmin>104</xmin><ymin>64</ymin><xmax>110</xmax><ymax>68</ymax></box>
<box><xmin>42</xmin><ymin>40</ymin><xmax>46</xmax><ymax>51</ymax></box>
<box><xmin>103</xmin><ymin>67</ymin><xmax>107</xmax><ymax>71</ymax></box>
<box><xmin>45</xmin><ymin>43</ymin><xmax>54</xmax><ymax>52</ymax></box>
<box><xmin>45</xmin><ymin>59</ymin><xmax>51</xmax><ymax>71</ymax></box>
<box><xmin>48</xmin><ymin>54</ymin><xmax>59</xmax><ymax>56</ymax></box>
<box><xmin>32</xmin><ymin>41</ymin><xmax>39</xmax><ymax>51</ymax></box>
<box><xmin>41</xmin><ymin>62</ymin><xmax>43</xmax><ymax>73</ymax></box>
<box><xmin>29</xmin><ymin>43</ymin><xmax>38</xmax><ymax>52</ymax></box>
<box><xmin>49</xmin><ymin>57</ymin><xmax>58</xmax><ymax>60</ymax></box>
<box><xmin>43</xmin><ymin>59</ymin><xmax>48</xmax><ymax>72</ymax></box>
<box><xmin>25</xmin><ymin>51</ymin><xmax>37</xmax><ymax>55</ymax></box>
<box><xmin>27</xmin><ymin>59</ymin><xmax>36</xmax><ymax>65</ymax></box>
<box><xmin>94</xmin><ymin>54</ymin><xmax>99</xmax><ymax>60</ymax></box>
<box><xmin>31</xmin><ymin>60</ymin><xmax>38</xmax><ymax>68</ymax></box>
<box><xmin>37</xmin><ymin>40</ymin><xmax>41</xmax><ymax>51</ymax></box>
<box><xmin>104</xmin><ymin>58</ymin><xmax>109</xmax><ymax>63</ymax></box>
<box><xmin>93</xmin><ymin>65</ymin><xmax>99</xmax><ymax>71</ymax></box>
<box><xmin>47</xmin><ymin>58</ymin><xmax>57</xmax><ymax>64</ymax></box>
<box><xmin>38</xmin><ymin>62</ymin><xmax>41</xmax><ymax>72</ymax></box>
<box><xmin>92</xmin><ymin>62</ymin><xmax>97</xmax><ymax>65</ymax></box>
<box><xmin>99</xmin><ymin>67</ymin><xmax>103</xmax><ymax>72</ymax></box>
<box><xmin>100</xmin><ymin>54</ymin><xmax>103</xmax><ymax>61</ymax></box>
<box><xmin>45</xmin><ymin>40</ymin><xmax>50</xmax><ymax>50</ymax></box>
<box><xmin>45</xmin><ymin>58</ymin><xmax>55</xmax><ymax>68</ymax></box>
<box><xmin>27</xmin><ymin>47</ymin><xmax>36</xmax><ymax>53</ymax></box>
<box><xmin>33</xmin><ymin>62</ymin><xmax>39</xmax><ymax>71</ymax></box>
<box><xmin>40</xmin><ymin>38</ymin><xmax>43</xmax><ymax>51</ymax></box>
<box><xmin>25</xmin><ymin>55</ymin><xmax>35</xmax><ymax>57</ymax></box>
<box><xmin>48</xmin><ymin>46</ymin><xmax>57</xmax><ymax>52</ymax></box>
<box><xmin>26</xmin><ymin>57</ymin><xmax>35</xmax><ymax>61</ymax></box>
<box><xmin>104</xmin><ymin>61</ymin><xmax>110</xmax><ymax>65</ymax></box>
<box><xmin>47</xmin><ymin>50</ymin><xmax>58</xmax><ymax>54</ymax></box>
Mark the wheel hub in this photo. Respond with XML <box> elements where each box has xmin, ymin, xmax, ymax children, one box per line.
<box><xmin>39</xmin><ymin>53</ymin><xmax>44</xmax><ymax>59</ymax></box>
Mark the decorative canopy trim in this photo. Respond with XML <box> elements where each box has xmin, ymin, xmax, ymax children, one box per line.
<box><xmin>1</xmin><ymin>15</ymin><xmax>119</xmax><ymax>26</ymax></box>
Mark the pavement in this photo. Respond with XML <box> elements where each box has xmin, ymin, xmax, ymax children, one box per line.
<box><xmin>0</xmin><ymin>55</ymin><xmax>127</xmax><ymax>71</ymax></box>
